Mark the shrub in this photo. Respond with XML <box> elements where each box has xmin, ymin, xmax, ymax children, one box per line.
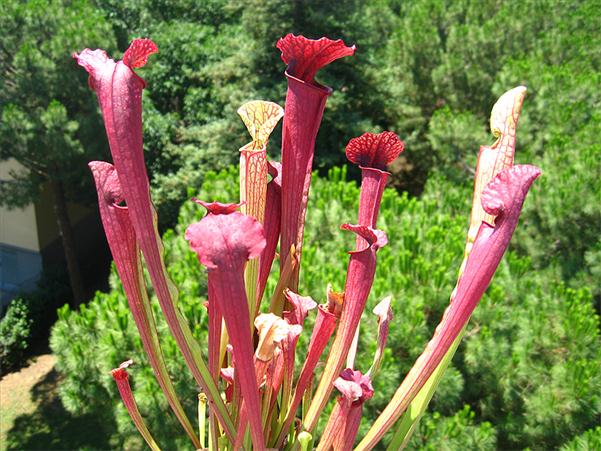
<box><xmin>0</xmin><ymin>298</ymin><xmax>33</xmax><ymax>373</ymax></box>
<box><xmin>52</xmin><ymin>167</ymin><xmax>601</xmax><ymax>448</ymax></box>
<box><xmin>561</xmin><ymin>427</ymin><xmax>601</xmax><ymax>451</ymax></box>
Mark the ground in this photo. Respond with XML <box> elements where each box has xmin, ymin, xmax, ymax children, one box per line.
<box><xmin>0</xmin><ymin>351</ymin><xmax>113</xmax><ymax>450</ymax></box>
<box><xmin>1</xmin><ymin>354</ymin><xmax>55</xmax><ymax>448</ymax></box>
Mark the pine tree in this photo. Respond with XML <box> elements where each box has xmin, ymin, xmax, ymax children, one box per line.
<box><xmin>0</xmin><ymin>0</ymin><xmax>116</xmax><ymax>304</ymax></box>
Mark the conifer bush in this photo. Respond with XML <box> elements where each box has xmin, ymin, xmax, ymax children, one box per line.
<box><xmin>51</xmin><ymin>167</ymin><xmax>601</xmax><ymax>449</ymax></box>
<box><xmin>0</xmin><ymin>298</ymin><xmax>32</xmax><ymax>373</ymax></box>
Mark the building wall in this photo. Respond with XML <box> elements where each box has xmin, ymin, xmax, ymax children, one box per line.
<box><xmin>1</xmin><ymin>159</ymin><xmax>113</xmax><ymax>310</ymax></box>
<box><xmin>0</xmin><ymin>159</ymin><xmax>40</xmax><ymax>252</ymax></box>
<box><xmin>0</xmin><ymin>159</ymin><xmax>42</xmax><ymax>308</ymax></box>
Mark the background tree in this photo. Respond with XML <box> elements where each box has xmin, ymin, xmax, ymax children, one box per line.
<box><xmin>1</xmin><ymin>0</ymin><xmax>598</xmax><ymax>448</ymax></box>
<box><xmin>0</xmin><ymin>0</ymin><xmax>116</xmax><ymax>304</ymax></box>
<box><xmin>2</xmin><ymin>0</ymin><xmax>597</xmax><ymax>320</ymax></box>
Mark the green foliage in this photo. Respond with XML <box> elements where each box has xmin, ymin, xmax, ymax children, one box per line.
<box><xmin>82</xmin><ymin>0</ymin><xmax>255</xmax><ymax>226</ymax></box>
<box><xmin>561</xmin><ymin>427</ymin><xmax>601</xmax><ymax>451</ymax></box>
<box><xmin>0</xmin><ymin>298</ymin><xmax>33</xmax><ymax>373</ymax></box>
<box><xmin>407</xmin><ymin>405</ymin><xmax>497</xmax><ymax>451</ymax></box>
<box><xmin>61</xmin><ymin>0</ymin><xmax>601</xmax><ymax>287</ymax></box>
<box><xmin>495</xmin><ymin>60</ymin><xmax>601</xmax><ymax>291</ymax></box>
<box><xmin>76</xmin><ymin>0</ymin><xmax>397</xmax><ymax>226</ymax></box>
<box><xmin>52</xmin><ymin>168</ymin><xmax>601</xmax><ymax>448</ymax></box>
<box><xmin>465</xmin><ymin>280</ymin><xmax>600</xmax><ymax>449</ymax></box>
<box><xmin>5</xmin><ymin>0</ymin><xmax>597</xmax><ymax>278</ymax></box>
<box><xmin>374</xmin><ymin>0</ymin><xmax>600</xmax><ymax>173</ymax></box>
<box><xmin>427</xmin><ymin>107</ymin><xmax>488</xmax><ymax>183</ymax></box>
<box><xmin>372</xmin><ymin>0</ymin><xmax>601</xmax><ymax>294</ymax></box>
<box><xmin>0</xmin><ymin>0</ymin><xmax>116</xmax><ymax>207</ymax></box>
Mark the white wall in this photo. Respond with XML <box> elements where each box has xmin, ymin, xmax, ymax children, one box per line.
<box><xmin>0</xmin><ymin>159</ymin><xmax>42</xmax><ymax>308</ymax></box>
<box><xmin>0</xmin><ymin>159</ymin><xmax>40</xmax><ymax>252</ymax></box>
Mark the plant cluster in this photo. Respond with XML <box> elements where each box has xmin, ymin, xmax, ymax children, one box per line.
<box><xmin>0</xmin><ymin>298</ymin><xmax>32</xmax><ymax>373</ymax></box>
<box><xmin>64</xmin><ymin>32</ymin><xmax>551</xmax><ymax>450</ymax></box>
<box><xmin>51</xmin><ymin>166</ymin><xmax>601</xmax><ymax>450</ymax></box>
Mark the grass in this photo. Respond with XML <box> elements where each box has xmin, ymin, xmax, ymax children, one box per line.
<box><xmin>0</xmin><ymin>351</ymin><xmax>115</xmax><ymax>451</ymax></box>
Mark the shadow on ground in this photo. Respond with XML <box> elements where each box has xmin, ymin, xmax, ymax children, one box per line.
<box><xmin>5</xmin><ymin>368</ymin><xmax>117</xmax><ymax>450</ymax></box>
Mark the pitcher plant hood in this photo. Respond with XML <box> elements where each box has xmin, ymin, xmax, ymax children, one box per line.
<box><xmin>90</xmin><ymin>161</ymin><xmax>200</xmax><ymax>448</ymax></box>
<box><xmin>278</xmin><ymin>34</ymin><xmax>355</xmax><ymax>290</ymax></box>
<box><xmin>356</xmin><ymin>164</ymin><xmax>541</xmax><ymax>450</ymax></box>
<box><xmin>75</xmin><ymin>41</ymin><xmax>236</xmax><ymax>439</ymax></box>
<box><xmin>186</xmin><ymin>205</ymin><xmax>267</xmax><ymax>449</ymax></box>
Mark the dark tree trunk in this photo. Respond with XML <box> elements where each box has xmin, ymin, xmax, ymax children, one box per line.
<box><xmin>50</xmin><ymin>180</ymin><xmax>85</xmax><ymax>306</ymax></box>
